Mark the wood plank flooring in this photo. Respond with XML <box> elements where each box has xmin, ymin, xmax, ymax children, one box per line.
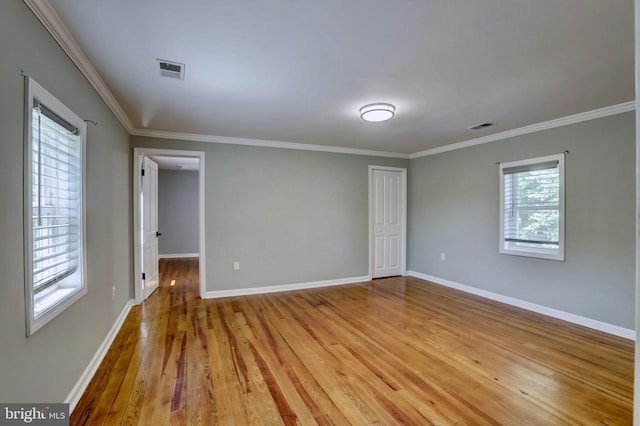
<box><xmin>71</xmin><ymin>258</ymin><xmax>634</xmax><ymax>425</ymax></box>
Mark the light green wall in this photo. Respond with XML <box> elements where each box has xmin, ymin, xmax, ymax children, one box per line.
<box><xmin>158</xmin><ymin>170</ymin><xmax>199</xmax><ymax>255</ymax></box>
<box><xmin>132</xmin><ymin>137</ymin><xmax>409</xmax><ymax>291</ymax></box>
<box><xmin>409</xmin><ymin>112</ymin><xmax>636</xmax><ymax>328</ymax></box>
<box><xmin>0</xmin><ymin>2</ymin><xmax>132</xmax><ymax>402</ymax></box>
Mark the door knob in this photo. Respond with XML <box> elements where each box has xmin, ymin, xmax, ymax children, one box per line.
<box><xmin>156</xmin><ymin>231</ymin><xmax>162</xmax><ymax>237</ymax></box>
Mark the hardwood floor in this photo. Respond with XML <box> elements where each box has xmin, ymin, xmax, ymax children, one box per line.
<box><xmin>71</xmin><ymin>258</ymin><xmax>633</xmax><ymax>425</ymax></box>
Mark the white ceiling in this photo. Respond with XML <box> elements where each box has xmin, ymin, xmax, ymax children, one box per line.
<box><xmin>43</xmin><ymin>0</ymin><xmax>634</xmax><ymax>155</ymax></box>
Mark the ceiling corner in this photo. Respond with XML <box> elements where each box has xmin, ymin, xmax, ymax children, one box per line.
<box><xmin>22</xmin><ymin>0</ymin><xmax>135</xmax><ymax>134</ymax></box>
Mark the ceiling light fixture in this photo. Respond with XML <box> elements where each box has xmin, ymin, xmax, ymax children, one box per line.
<box><xmin>360</xmin><ymin>103</ymin><xmax>395</xmax><ymax>122</ymax></box>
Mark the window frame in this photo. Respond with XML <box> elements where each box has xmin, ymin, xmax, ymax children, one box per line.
<box><xmin>24</xmin><ymin>78</ymin><xmax>87</xmax><ymax>336</ymax></box>
<box><xmin>499</xmin><ymin>153</ymin><xmax>565</xmax><ymax>261</ymax></box>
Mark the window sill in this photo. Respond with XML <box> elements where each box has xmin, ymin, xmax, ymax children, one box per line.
<box><xmin>34</xmin><ymin>286</ymin><xmax>78</xmax><ymax>318</ymax></box>
<box><xmin>500</xmin><ymin>247</ymin><xmax>564</xmax><ymax>261</ymax></box>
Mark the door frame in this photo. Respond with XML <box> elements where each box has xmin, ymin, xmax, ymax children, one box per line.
<box><xmin>133</xmin><ymin>147</ymin><xmax>206</xmax><ymax>304</ymax></box>
<box><xmin>368</xmin><ymin>165</ymin><xmax>407</xmax><ymax>280</ymax></box>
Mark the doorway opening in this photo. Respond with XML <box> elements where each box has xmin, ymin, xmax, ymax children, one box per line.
<box><xmin>133</xmin><ymin>148</ymin><xmax>206</xmax><ymax>304</ymax></box>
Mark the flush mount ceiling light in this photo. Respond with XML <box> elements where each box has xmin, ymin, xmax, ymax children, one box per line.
<box><xmin>360</xmin><ymin>103</ymin><xmax>395</xmax><ymax>122</ymax></box>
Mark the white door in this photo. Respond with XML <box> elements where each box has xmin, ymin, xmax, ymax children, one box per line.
<box><xmin>142</xmin><ymin>156</ymin><xmax>159</xmax><ymax>299</ymax></box>
<box><xmin>372</xmin><ymin>168</ymin><xmax>404</xmax><ymax>278</ymax></box>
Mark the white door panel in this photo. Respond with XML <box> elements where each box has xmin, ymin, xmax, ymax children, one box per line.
<box><xmin>389</xmin><ymin>235</ymin><xmax>399</xmax><ymax>268</ymax></box>
<box><xmin>374</xmin><ymin>236</ymin><xmax>385</xmax><ymax>270</ymax></box>
<box><xmin>389</xmin><ymin>175</ymin><xmax>400</xmax><ymax>225</ymax></box>
<box><xmin>375</xmin><ymin>175</ymin><xmax>385</xmax><ymax>225</ymax></box>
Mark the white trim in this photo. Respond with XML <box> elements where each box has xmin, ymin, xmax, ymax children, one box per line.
<box><xmin>368</xmin><ymin>166</ymin><xmax>407</xmax><ymax>279</ymax></box>
<box><xmin>23</xmin><ymin>0</ymin><xmax>134</xmax><ymax>133</ymax></box>
<box><xmin>133</xmin><ymin>148</ymin><xmax>206</xmax><ymax>304</ymax></box>
<box><xmin>204</xmin><ymin>276</ymin><xmax>370</xmax><ymax>299</ymax></box>
<box><xmin>65</xmin><ymin>299</ymin><xmax>134</xmax><ymax>413</ymax></box>
<box><xmin>407</xmin><ymin>271</ymin><xmax>635</xmax><ymax>340</ymax></box>
<box><xmin>132</xmin><ymin>128</ymin><xmax>409</xmax><ymax>159</ymax></box>
<box><xmin>410</xmin><ymin>101</ymin><xmax>636</xmax><ymax>159</ymax></box>
<box><xmin>159</xmin><ymin>253</ymin><xmax>199</xmax><ymax>259</ymax></box>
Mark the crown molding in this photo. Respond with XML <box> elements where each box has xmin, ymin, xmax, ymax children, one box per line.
<box><xmin>23</xmin><ymin>0</ymin><xmax>134</xmax><ymax>133</ymax></box>
<box><xmin>22</xmin><ymin>0</ymin><xmax>408</xmax><ymax>160</ymax></box>
<box><xmin>22</xmin><ymin>0</ymin><xmax>635</xmax><ymax>160</ymax></box>
<box><xmin>133</xmin><ymin>100</ymin><xmax>634</xmax><ymax>160</ymax></box>
<box><xmin>131</xmin><ymin>128</ymin><xmax>410</xmax><ymax>159</ymax></box>
<box><xmin>410</xmin><ymin>101</ymin><xmax>636</xmax><ymax>159</ymax></box>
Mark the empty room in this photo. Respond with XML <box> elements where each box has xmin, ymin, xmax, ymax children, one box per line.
<box><xmin>1</xmin><ymin>0</ymin><xmax>637</xmax><ymax>424</ymax></box>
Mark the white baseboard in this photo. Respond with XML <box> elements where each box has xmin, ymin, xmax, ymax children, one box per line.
<box><xmin>65</xmin><ymin>299</ymin><xmax>135</xmax><ymax>413</ymax></box>
<box><xmin>407</xmin><ymin>271</ymin><xmax>635</xmax><ymax>341</ymax></box>
<box><xmin>159</xmin><ymin>253</ymin><xmax>200</xmax><ymax>259</ymax></box>
<box><xmin>204</xmin><ymin>275</ymin><xmax>370</xmax><ymax>299</ymax></box>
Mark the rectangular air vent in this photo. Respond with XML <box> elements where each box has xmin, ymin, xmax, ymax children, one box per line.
<box><xmin>157</xmin><ymin>59</ymin><xmax>185</xmax><ymax>80</ymax></box>
<box><xmin>469</xmin><ymin>122</ymin><xmax>493</xmax><ymax>130</ymax></box>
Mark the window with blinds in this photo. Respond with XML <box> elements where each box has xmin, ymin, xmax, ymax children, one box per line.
<box><xmin>25</xmin><ymin>78</ymin><xmax>87</xmax><ymax>336</ymax></box>
<box><xmin>499</xmin><ymin>154</ymin><xmax>565</xmax><ymax>261</ymax></box>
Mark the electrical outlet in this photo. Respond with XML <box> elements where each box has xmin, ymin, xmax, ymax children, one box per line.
<box><xmin>233</xmin><ymin>261</ymin><xmax>240</xmax><ymax>271</ymax></box>
<box><xmin>440</xmin><ymin>252</ymin><xmax>446</xmax><ymax>261</ymax></box>
<box><xmin>112</xmin><ymin>285</ymin><xmax>116</xmax><ymax>300</ymax></box>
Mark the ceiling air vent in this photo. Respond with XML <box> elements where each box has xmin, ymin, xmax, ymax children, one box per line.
<box><xmin>468</xmin><ymin>122</ymin><xmax>493</xmax><ymax>130</ymax></box>
<box><xmin>157</xmin><ymin>59</ymin><xmax>185</xmax><ymax>80</ymax></box>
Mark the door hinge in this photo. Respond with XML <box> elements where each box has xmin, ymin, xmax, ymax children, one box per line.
<box><xmin>141</xmin><ymin>169</ymin><xmax>145</xmax><ymax>176</ymax></box>
<box><xmin>142</xmin><ymin>273</ymin><xmax>146</xmax><ymax>280</ymax></box>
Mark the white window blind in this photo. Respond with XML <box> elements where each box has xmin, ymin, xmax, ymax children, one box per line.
<box><xmin>31</xmin><ymin>102</ymin><xmax>81</xmax><ymax>293</ymax></box>
<box><xmin>499</xmin><ymin>154</ymin><xmax>565</xmax><ymax>261</ymax></box>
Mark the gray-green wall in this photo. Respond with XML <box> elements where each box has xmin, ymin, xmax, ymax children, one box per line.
<box><xmin>158</xmin><ymin>170</ymin><xmax>199</xmax><ymax>256</ymax></box>
<box><xmin>408</xmin><ymin>112</ymin><xmax>636</xmax><ymax>329</ymax></box>
<box><xmin>0</xmin><ymin>2</ymin><xmax>132</xmax><ymax>402</ymax></box>
<box><xmin>132</xmin><ymin>137</ymin><xmax>409</xmax><ymax>292</ymax></box>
